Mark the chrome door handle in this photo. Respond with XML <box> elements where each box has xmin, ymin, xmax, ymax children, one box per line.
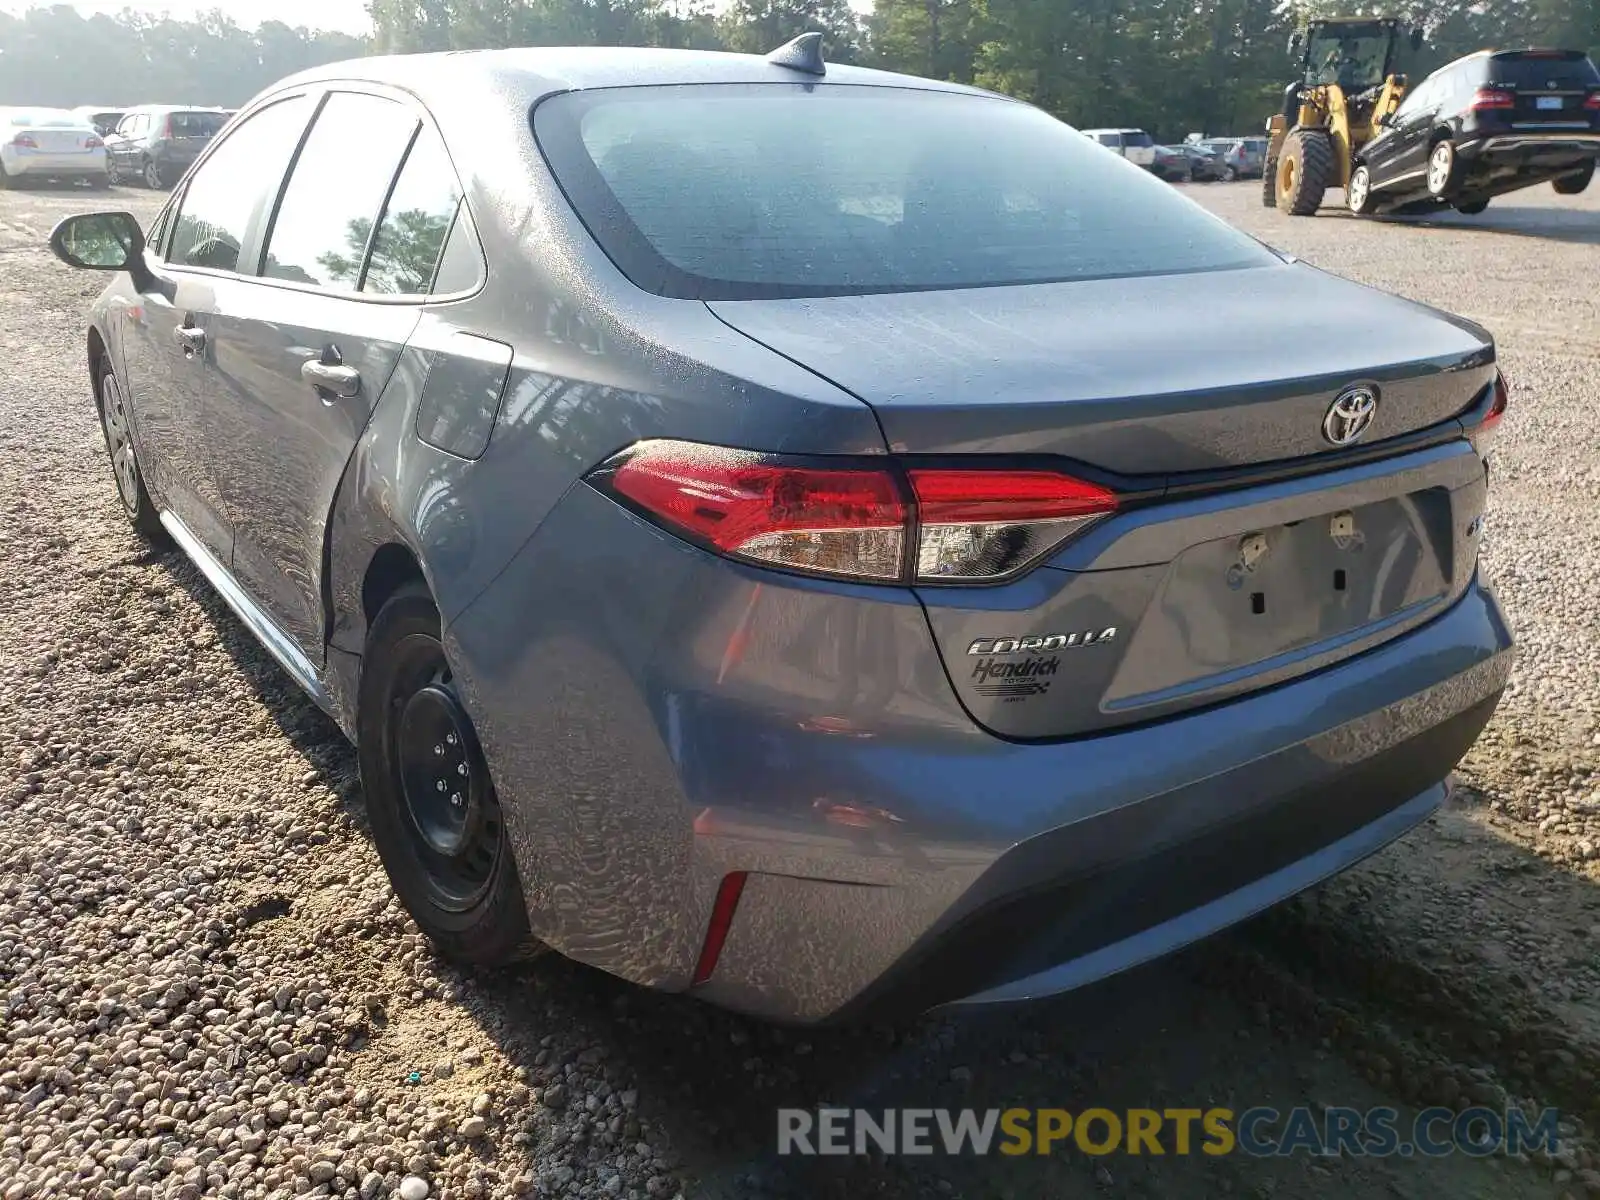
<box><xmin>301</xmin><ymin>359</ymin><xmax>362</xmax><ymax>399</ymax></box>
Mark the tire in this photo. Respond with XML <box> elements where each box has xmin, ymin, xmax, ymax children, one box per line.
<box><xmin>88</xmin><ymin>173</ymin><xmax>111</xmax><ymax>191</ymax></box>
<box><xmin>1261</xmin><ymin>156</ymin><xmax>1278</xmax><ymax>207</ymax></box>
<box><xmin>142</xmin><ymin>157</ymin><xmax>164</xmax><ymax>190</ymax></box>
<box><xmin>358</xmin><ymin>584</ymin><xmax>532</xmax><ymax>966</ymax></box>
<box><xmin>1426</xmin><ymin>138</ymin><xmax>1460</xmax><ymax>198</ymax></box>
<box><xmin>95</xmin><ymin>363</ymin><xmax>168</xmax><ymax>544</ymax></box>
<box><xmin>106</xmin><ymin>159</ymin><xmax>121</xmax><ymax>186</ymax></box>
<box><xmin>1553</xmin><ymin>161</ymin><xmax>1594</xmax><ymax>195</ymax></box>
<box><xmin>1454</xmin><ymin>198</ymin><xmax>1489</xmax><ymax>215</ymax></box>
<box><xmin>1347</xmin><ymin>164</ymin><xmax>1377</xmax><ymax>215</ymax></box>
<box><xmin>1276</xmin><ymin>129</ymin><xmax>1334</xmax><ymax>216</ymax></box>
<box><xmin>1223</xmin><ymin>164</ymin><xmax>1238</xmax><ymax>182</ymax></box>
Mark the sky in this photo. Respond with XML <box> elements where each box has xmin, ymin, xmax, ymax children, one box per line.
<box><xmin>0</xmin><ymin>0</ymin><xmax>377</xmax><ymax>35</ymax></box>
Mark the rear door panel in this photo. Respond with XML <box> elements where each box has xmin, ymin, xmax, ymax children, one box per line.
<box><xmin>208</xmin><ymin>285</ymin><xmax>418</xmax><ymax>659</ymax></box>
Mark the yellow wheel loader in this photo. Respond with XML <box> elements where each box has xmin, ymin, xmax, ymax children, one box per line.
<box><xmin>1264</xmin><ymin>17</ymin><xmax>1425</xmax><ymax>215</ymax></box>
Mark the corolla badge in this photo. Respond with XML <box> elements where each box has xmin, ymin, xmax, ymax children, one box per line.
<box><xmin>1322</xmin><ymin>385</ymin><xmax>1380</xmax><ymax>446</ymax></box>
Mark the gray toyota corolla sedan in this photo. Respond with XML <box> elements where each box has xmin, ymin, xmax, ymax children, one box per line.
<box><xmin>49</xmin><ymin>38</ymin><xmax>1513</xmax><ymax>1023</ymax></box>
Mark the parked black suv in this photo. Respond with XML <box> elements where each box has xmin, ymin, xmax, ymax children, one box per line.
<box><xmin>1349</xmin><ymin>48</ymin><xmax>1600</xmax><ymax>215</ymax></box>
<box><xmin>104</xmin><ymin>105</ymin><xmax>230</xmax><ymax>190</ymax></box>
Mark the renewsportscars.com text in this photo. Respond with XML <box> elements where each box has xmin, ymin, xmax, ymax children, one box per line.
<box><xmin>777</xmin><ymin>1105</ymin><xmax>1561</xmax><ymax>1158</ymax></box>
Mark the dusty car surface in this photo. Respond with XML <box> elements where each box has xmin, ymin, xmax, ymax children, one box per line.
<box><xmin>49</xmin><ymin>39</ymin><xmax>1513</xmax><ymax>1024</ymax></box>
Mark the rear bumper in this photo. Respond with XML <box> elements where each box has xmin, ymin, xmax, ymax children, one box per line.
<box><xmin>447</xmin><ymin>485</ymin><xmax>1512</xmax><ymax>1024</ymax></box>
<box><xmin>1460</xmin><ymin>131</ymin><xmax>1600</xmax><ymax>158</ymax></box>
<box><xmin>2</xmin><ymin>150</ymin><xmax>107</xmax><ymax>177</ymax></box>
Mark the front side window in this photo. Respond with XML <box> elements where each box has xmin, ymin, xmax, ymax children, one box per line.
<box><xmin>260</xmin><ymin>91</ymin><xmax>419</xmax><ymax>290</ymax></box>
<box><xmin>363</xmin><ymin>123</ymin><xmax>471</xmax><ymax>295</ymax></box>
<box><xmin>169</xmin><ymin>97</ymin><xmax>312</xmax><ymax>274</ymax></box>
<box><xmin>535</xmin><ymin>85</ymin><xmax>1277</xmax><ymax>301</ymax></box>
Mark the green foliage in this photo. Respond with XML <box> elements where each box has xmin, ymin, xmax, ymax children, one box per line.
<box><xmin>0</xmin><ymin>0</ymin><xmax>1593</xmax><ymax>138</ymax></box>
<box><xmin>0</xmin><ymin>9</ymin><xmax>365</xmax><ymax>107</ymax></box>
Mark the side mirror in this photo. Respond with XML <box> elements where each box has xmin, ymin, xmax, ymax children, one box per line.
<box><xmin>49</xmin><ymin>211</ymin><xmax>144</xmax><ymax>272</ymax></box>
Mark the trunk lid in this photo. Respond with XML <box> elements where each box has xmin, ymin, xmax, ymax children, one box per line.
<box><xmin>713</xmin><ymin>262</ymin><xmax>1497</xmax><ymax>739</ymax></box>
<box><xmin>707</xmin><ymin>262</ymin><xmax>1493</xmax><ymax>476</ymax></box>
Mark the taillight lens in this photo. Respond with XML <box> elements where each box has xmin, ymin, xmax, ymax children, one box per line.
<box><xmin>1585</xmin><ymin>92</ymin><xmax>1600</xmax><ymax>111</ymax></box>
<box><xmin>606</xmin><ymin>441</ymin><xmax>908</xmax><ymax>581</ymax></box>
<box><xmin>1471</xmin><ymin>88</ymin><xmax>1516</xmax><ymax>111</ymax></box>
<box><xmin>12</xmin><ymin>134</ymin><xmax>37</xmax><ymax>149</ymax></box>
<box><xmin>85</xmin><ymin>134</ymin><xmax>103</xmax><ymax>149</ymax></box>
<box><xmin>593</xmin><ymin>440</ymin><xmax>1118</xmax><ymax>586</ymax></box>
<box><xmin>908</xmin><ymin>468</ymin><xmax>1116</xmax><ymax>580</ymax></box>
<box><xmin>1469</xmin><ymin>371</ymin><xmax>1509</xmax><ymax>456</ymax></box>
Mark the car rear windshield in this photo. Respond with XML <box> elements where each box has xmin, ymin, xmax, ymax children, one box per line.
<box><xmin>534</xmin><ymin>84</ymin><xmax>1277</xmax><ymax>300</ymax></box>
<box><xmin>1121</xmin><ymin>130</ymin><xmax>1154</xmax><ymax>147</ymax></box>
<box><xmin>168</xmin><ymin>111</ymin><xmax>226</xmax><ymax>137</ymax></box>
<box><xmin>1491</xmin><ymin>52</ymin><xmax>1600</xmax><ymax>88</ymax></box>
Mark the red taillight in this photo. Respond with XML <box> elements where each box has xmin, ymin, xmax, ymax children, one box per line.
<box><xmin>595</xmin><ymin>440</ymin><xmax>1118</xmax><ymax>585</ymax></box>
<box><xmin>1585</xmin><ymin>92</ymin><xmax>1600</xmax><ymax>111</ymax></box>
<box><xmin>1470</xmin><ymin>371</ymin><xmax>1509</xmax><ymax>457</ymax></box>
<box><xmin>1484</xmin><ymin>371</ymin><xmax>1509</xmax><ymax>430</ymax></box>
<box><xmin>12</xmin><ymin>134</ymin><xmax>37</xmax><ymax>149</ymax></box>
<box><xmin>691</xmin><ymin>872</ymin><xmax>747</xmax><ymax>986</ymax></box>
<box><xmin>1471</xmin><ymin>88</ymin><xmax>1516</xmax><ymax>111</ymax></box>
<box><xmin>161</xmin><ymin>115</ymin><xmax>173</xmax><ymax>138</ymax></box>
<box><xmin>84</xmin><ymin>134</ymin><xmax>103</xmax><ymax>149</ymax></box>
<box><xmin>607</xmin><ymin>441</ymin><xmax>908</xmax><ymax>580</ymax></box>
<box><xmin>907</xmin><ymin>468</ymin><xmax>1117</xmax><ymax>581</ymax></box>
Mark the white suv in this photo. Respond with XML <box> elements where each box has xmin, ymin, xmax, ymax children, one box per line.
<box><xmin>1082</xmin><ymin>127</ymin><xmax>1157</xmax><ymax>167</ymax></box>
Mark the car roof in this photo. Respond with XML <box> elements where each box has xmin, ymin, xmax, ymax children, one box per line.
<box><xmin>271</xmin><ymin>46</ymin><xmax>1000</xmax><ymax>110</ymax></box>
<box><xmin>122</xmin><ymin>104</ymin><xmax>231</xmax><ymax>114</ymax></box>
<box><xmin>1080</xmin><ymin>127</ymin><xmax>1147</xmax><ymax>134</ymax></box>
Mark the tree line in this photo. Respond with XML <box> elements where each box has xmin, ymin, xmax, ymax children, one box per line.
<box><xmin>2</xmin><ymin>0</ymin><xmax>1596</xmax><ymax>139</ymax></box>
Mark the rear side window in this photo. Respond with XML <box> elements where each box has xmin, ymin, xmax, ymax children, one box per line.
<box><xmin>169</xmin><ymin>111</ymin><xmax>227</xmax><ymax>138</ymax></box>
<box><xmin>1123</xmin><ymin>131</ymin><xmax>1154</xmax><ymax>148</ymax></box>
<box><xmin>1492</xmin><ymin>52</ymin><xmax>1600</xmax><ymax>87</ymax></box>
<box><xmin>535</xmin><ymin>85</ymin><xmax>1276</xmax><ymax>300</ymax></box>
<box><xmin>363</xmin><ymin>123</ymin><xmax>471</xmax><ymax>295</ymax></box>
<box><xmin>169</xmin><ymin>97</ymin><xmax>312</xmax><ymax>273</ymax></box>
<box><xmin>261</xmin><ymin>92</ymin><xmax>419</xmax><ymax>290</ymax></box>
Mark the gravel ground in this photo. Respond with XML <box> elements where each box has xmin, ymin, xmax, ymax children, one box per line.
<box><xmin>0</xmin><ymin>177</ymin><xmax>1597</xmax><ymax>1200</ymax></box>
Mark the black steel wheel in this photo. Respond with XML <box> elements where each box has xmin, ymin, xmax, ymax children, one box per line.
<box><xmin>358</xmin><ymin>584</ymin><xmax>531</xmax><ymax>964</ymax></box>
<box><xmin>96</xmin><ymin>364</ymin><xmax>168</xmax><ymax>544</ymax></box>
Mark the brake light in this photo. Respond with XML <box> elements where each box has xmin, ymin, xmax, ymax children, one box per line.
<box><xmin>1470</xmin><ymin>371</ymin><xmax>1509</xmax><ymax>456</ymax></box>
<box><xmin>12</xmin><ymin>134</ymin><xmax>37</xmax><ymax>149</ymax></box>
<box><xmin>1484</xmin><ymin>371</ymin><xmax>1509</xmax><ymax>430</ymax></box>
<box><xmin>1471</xmin><ymin>88</ymin><xmax>1516</xmax><ymax>110</ymax></box>
<box><xmin>594</xmin><ymin>440</ymin><xmax>1118</xmax><ymax>585</ymax></box>
<box><xmin>908</xmin><ymin>468</ymin><xmax>1117</xmax><ymax>580</ymax></box>
<box><xmin>1586</xmin><ymin>92</ymin><xmax>1600</xmax><ymax>110</ymax></box>
<box><xmin>606</xmin><ymin>442</ymin><xmax>908</xmax><ymax>580</ymax></box>
<box><xmin>161</xmin><ymin>115</ymin><xmax>173</xmax><ymax>138</ymax></box>
<box><xmin>84</xmin><ymin>134</ymin><xmax>103</xmax><ymax>149</ymax></box>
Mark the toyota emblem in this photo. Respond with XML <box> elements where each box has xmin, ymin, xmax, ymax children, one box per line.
<box><xmin>1322</xmin><ymin>385</ymin><xmax>1379</xmax><ymax>446</ymax></box>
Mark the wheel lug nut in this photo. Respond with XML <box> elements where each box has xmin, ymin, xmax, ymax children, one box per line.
<box><xmin>456</xmin><ymin>764</ymin><xmax>467</xmax><ymax>776</ymax></box>
<box><xmin>435</xmin><ymin>780</ymin><xmax>446</xmax><ymax>792</ymax></box>
<box><xmin>446</xmin><ymin>733</ymin><xmax>458</xmax><ymax>746</ymax></box>
<box><xmin>450</xmin><ymin>793</ymin><xmax>463</xmax><ymax>807</ymax></box>
<box><xmin>434</xmin><ymin>744</ymin><xmax>443</xmax><ymax>756</ymax></box>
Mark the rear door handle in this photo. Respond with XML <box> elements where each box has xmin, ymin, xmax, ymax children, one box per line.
<box><xmin>301</xmin><ymin>358</ymin><xmax>362</xmax><ymax>399</ymax></box>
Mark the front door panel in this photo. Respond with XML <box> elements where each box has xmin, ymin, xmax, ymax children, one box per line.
<box><xmin>118</xmin><ymin>265</ymin><xmax>234</xmax><ymax>564</ymax></box>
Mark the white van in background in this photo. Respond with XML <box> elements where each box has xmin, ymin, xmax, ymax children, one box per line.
<box><xmin>1081</xmin><ymin>127</ymin><xmax>1158</xmax><ymax>167</ymax></box>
